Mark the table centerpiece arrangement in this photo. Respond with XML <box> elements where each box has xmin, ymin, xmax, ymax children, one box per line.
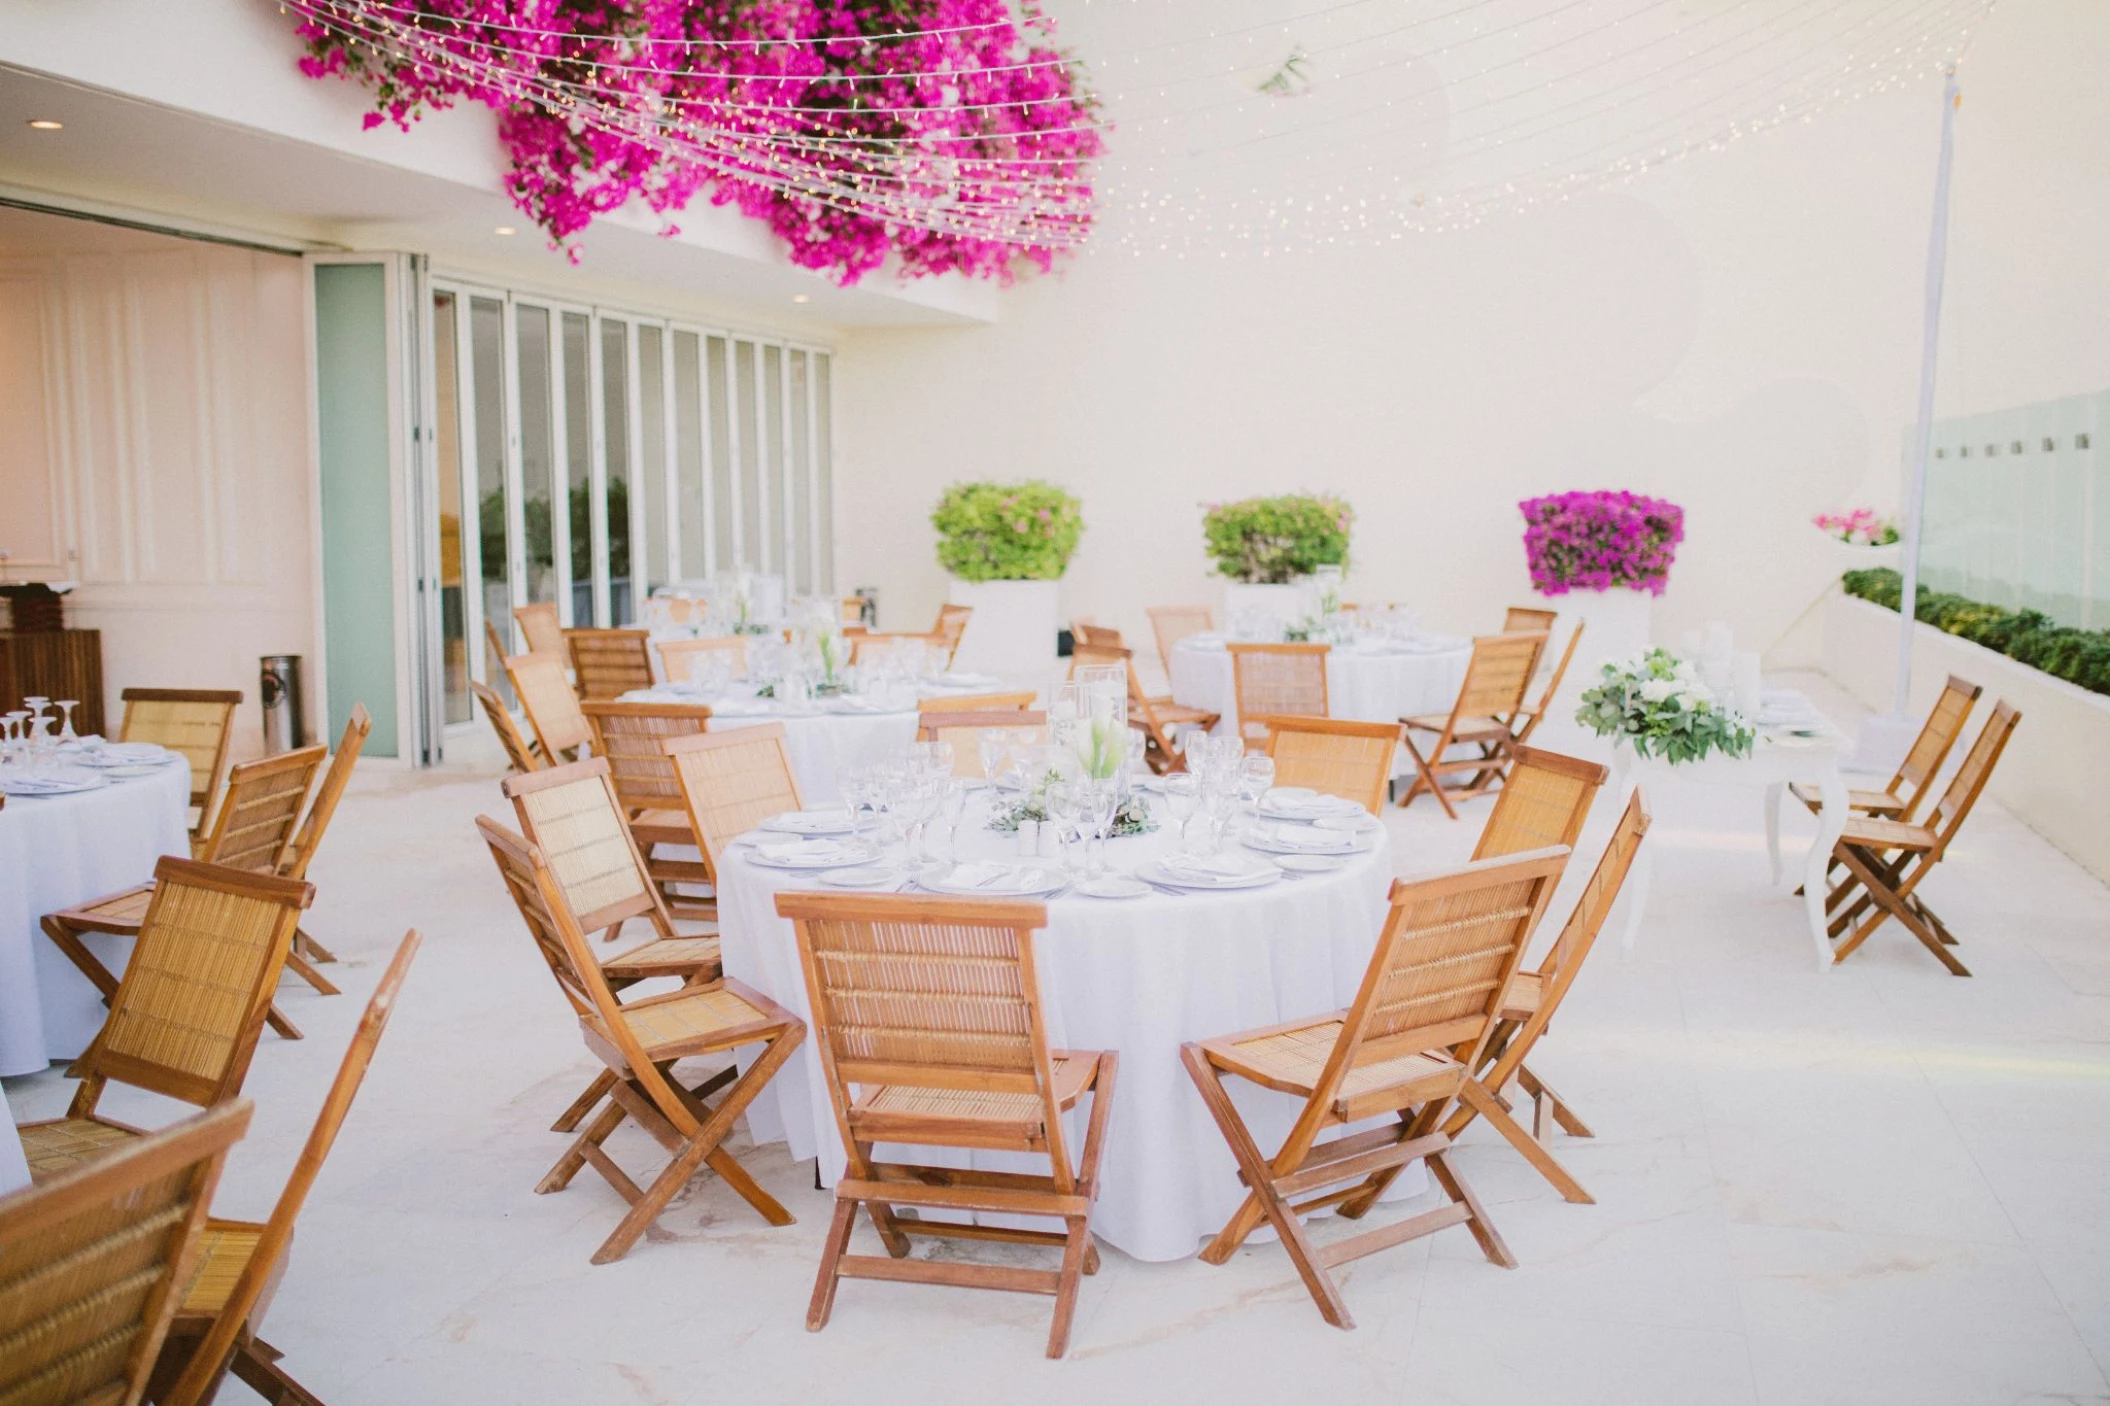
<box><xmin>1576</xmin><ymin>648</ymin><xmax>1754</xmax><ymax>764</ymax></box>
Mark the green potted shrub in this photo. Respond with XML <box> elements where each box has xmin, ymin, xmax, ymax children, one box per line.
<box><xmin>932</xmin><ymin>480</ymin><xmax>1084</xmax><ymax>675</ymax></box>
<box><xmin>1201</xmin><ymin>493</ymin><xmax>1353</xmax><ymax>625</ymax></box>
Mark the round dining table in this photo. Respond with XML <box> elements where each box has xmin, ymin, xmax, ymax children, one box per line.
<box><xmin>713</xmin><ymin>791</ymin><xmax>1419</xmax><ymax>1262</ymax></box>
<box><xmin>0</xmin><ymin>757</ymin><xmax>192</xmax><ymax>1077</ymax></box>
<box><xmin>621</xmin><ymin>676</ymin><xmax>1023</xmax><ymax>805</ymax></box>
<box><xmin>1169</xmin><ymin>633</ymin><xmax>1473</xmax><ymax>739</ymax></box>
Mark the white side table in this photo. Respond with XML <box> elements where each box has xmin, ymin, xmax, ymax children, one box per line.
<box><xmin>1610</xmin><ymin>733</ymin><xmax>1848</xmax><ymax>972</ymax></box>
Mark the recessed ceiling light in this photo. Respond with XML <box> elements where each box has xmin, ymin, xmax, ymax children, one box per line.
<box><xmin>493</xmin><ymin>225</ymin><xmax>516</xmax><ymax>236</ymax></box>
<box><xmin>26</xmin><ymin>119</ymin><xmax>63</xmax><ymax>131</ymax></box>
<box><xmin>791</xmin><ymin>294</ymin><xmax>810</xmax><ymax>303</ymax></box>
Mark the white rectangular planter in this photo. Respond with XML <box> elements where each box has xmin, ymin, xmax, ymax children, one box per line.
<box><xmin>1221</xmin><ymin>581</ymin><xmax>1310</xmax><ymax>628</ymax></box>
<box><xmin>1823</xmin><ymin>593</ymin><xmax>2110</xmax><ymax>883</ymax></box>
<box><xmin>947</xmin><ymin>579</ymin><xmax>1060</xmax><ymax>682</ymax></box>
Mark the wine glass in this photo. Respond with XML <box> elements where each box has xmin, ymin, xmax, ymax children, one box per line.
<box><xmin>1239</xmin><ymin>755</ymin><xmax>1277</xmax><ymax>809</ymax></box>
<box><xmin>943</xmin><ymin>779</ymin><xmax>973</xmax><ymax>862</ymax></box>
<box><xmin>1163</xmin><ymin>773</ymin><xmax>1200</xmax><ymax>849</ymax></box>
<box><xmin>925</xmin><ymin>740</ymin><xmax>955</xmax><ymax>781</ymax></box>
<box><xmin>1079</xmin><ymin>781</ymin><xmax>1119</xmax><ymax>879</ymax></box>
<box><xmin>977</xmin><ymin>729</ymin><xmax>1008</xmax><ymax>786</ymax></box>
<box><xmin>55</xmin><ymin>700</ymin><xmax>78</xmax><ymax>743</ymax></box>
<box><xmin>1044</xmin><ymin>779</ymin><xmax>1083</xmax><ymax>872</ymax></box>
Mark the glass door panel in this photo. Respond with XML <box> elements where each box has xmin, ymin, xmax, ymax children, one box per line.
<box><xmin>707</xmin><ymin>335</ymin><xmax>734</xmax><ymax>570</ymax></box>
<box><xmin>815</xmin><ymin>352</ymin><xmax>834</xmax><ymax>594</ymax></box>
<box><xmin>516</xmin><ymin>304</ymin><xmax>558</xmax><ymax>614</ymax></box>
<box><xmin>763</xmin><ymin>345</ymin><xmax>785</xmax><ymax>576</ymax></box>
<box><xmin>639</xmin><ymin>326</ymin><xmax>668</xmax><ymax>599</ymax></box>
<box><xmin>601</xmin><ymin>317</ymin><xmax>632</xmax><ymax>623</ymax></box>
<box><xmin>733</xmin><ymin>339</ymin><xmax>760</xmax><ymax>568</ymax></box>
<box><xmin>673</xmin><ymin>330</ymin><xmax>706</xmax><ymax>580</ymax></box>
<box><xmin>430</xmin><ymin>290</ymin><xmax>469</xmax><ymax>725</ymax></box>
<box><xmin>562</xmin><ymin>311</ymin><xmax>593</xmax><ymax>625</ymax></box>
<box><xmin>468</xmin><ymin>295</ymin><xmax>511</xmax><ymax>692</ymax></box>
<box><xmin>788</xmin><ymin>350</ymin><xmax>812</xmax><ymax>593</ymax></box>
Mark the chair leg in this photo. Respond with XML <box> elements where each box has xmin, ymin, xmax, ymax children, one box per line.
<box><xmin>1425</xmin><ymin>1148</ymin><xmax>1515</xmax><ymax>1269</ymax></box>
<box><xmin>230</xmin><ymin>1337</ymin><xmax>325</xmax><ymax>1406</ymax></box>
<box><xmin>264</xmin><ymin>1004</ymin><xmax>304</xmax><ymax>1040</ymax></box>
<box><xmin>539</xmin><ymin>1097</ymin><xmax>629</xmax><ymax>1195</ymax></box>
<box><xmin>1458</xmin><ymin>1079</ymin><xmax>1592</xmax><ymax>1204</ymax></box>
<box><xmin>1516</xmin><ymin>1064</ymin><xmax>1593</xmax><ymax>1138</ymax></box>
<box><xmin>293</xmin><ymin>927</ymin><xmax>338</xmax><ymax>964</ymax></box>
<box><xmin>1398</xmin><ymin>733</ymin><xmax>1459</xmax><ymax>819</ymax></box>
<box><xmin>40</xmin><ymin>917</ymin><xmax>123</xmax><ymax>1002</ymax></box>
<box><xmin>283</xmin><ymin>949</ymin><xmax>341</xmax><ymax>997</ymax></box>
<box><xmin>552</xmin><ymin>1069</ymin><xmax>619</xmax><ymax>1133</ymax></box>
<box><xmin>807</xmin><ymin>1197</ymin><xmax>858</xmax><ymax>1332</ymax></box>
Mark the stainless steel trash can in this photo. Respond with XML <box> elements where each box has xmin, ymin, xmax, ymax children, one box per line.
<box><xmin>260</xmin><ymin>655</ymin><xmax>308</xmax><ymax>754</ymax></box>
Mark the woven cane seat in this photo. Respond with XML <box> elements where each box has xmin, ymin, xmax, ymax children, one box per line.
<box><xmin>177</xmin><ymin>1220</ymin><xmax>266</xmax><ymax>1316</ymax></box>
<box><xmin>1207</xmin><ymin>1020</ymin><xmax>1461</xmax><ymax>1117</ymax></box>
<box><xmin>1403</xmin><ymin>713</ymin><xmax>1509</xmax><ymax>741</ymax></box>
<box><xmin>20</xmin><ymin>1115</ymin><xmax>140</xmax><ymax>1181</ymax></box>
<box><xmin>46</xmin><ymin>884</ymin><xmax>156</xmax><ymax>937</ymax></box>
<box><xmin>853</xmin><ymin>1054</ymin><xmax>1094</xmax><ymax>1126</ymax></box>
<box><xmin>601</xmin><ymin>934</ymin><xmax>721</xmax><ymax>983</ymax></box>
<box><xmin>1789</xmin><ymin>780</ymin><xmax>1907</xmax><ymax>816</ymax></box>
<box><xmin>1149</xmin><ymin>698</ymin><xmax>1217</xmax><ymax>725</ymax></box>
<box><xmin>588</xmin><ymin>983</ymin><xmax>774</xmax><ymax>1059</ymax></box>
<box><xmin>1839</xmin><ymin>816</ymin><xmax>1940</xmax><ymax>851</ymax></box>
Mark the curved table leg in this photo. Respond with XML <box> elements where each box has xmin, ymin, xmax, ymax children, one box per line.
<box><xmin>1802</xmin><ymin>766</ymin><xmax>1849</xmax><ymax>972</ymax></box>
<box><xmin>1765</xmin><ymin>781</ymin><xmax>1784</xmax><ymax>887</ymax></box>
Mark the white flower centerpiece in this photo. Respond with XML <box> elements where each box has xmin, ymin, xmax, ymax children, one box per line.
<box><xmin>1576</xmin><ymin>648</ymin><xmax>1754</xmax><ymax>764</ymax></box>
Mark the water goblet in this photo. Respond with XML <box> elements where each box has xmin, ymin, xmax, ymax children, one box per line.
<box><xmin>1239</xmin><ymin>755</ymin><xmax>1276</xmax><ymax>809</ymax></box>
<box><xmin>1044</xmin><ymin>779</ymin><xmax>1083</xmax><ymax>872</ymax></box>
<box><xmin>977</xmin><ymin>729</ymin><xmax>1008</xmax><ymax>786</ymax></box>
<box><xmin>925</xmin><ymin>740</ymin><xmax>955</xmax><ymax>781</ymax></box>
<box><xmin>1079</xmin><ymin>781</ymin><xmax>1119</xmax><ymax>879</ymax></box>
<box><xmin>55</xmin><ymin>700</ymin><xmax>78</xmax><ymax>743</ymax></box>
<box><xmin>1163</xmin><ymin>773</ymin><xmax>1200</xmax><ymax>848</ymax></box>
<box><xmin>943</xmin><ymin>779</ymin><xmax>973</xmax><ymax>862</ymax></box>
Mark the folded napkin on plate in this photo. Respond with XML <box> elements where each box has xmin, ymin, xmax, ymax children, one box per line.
<box><xmin>941</xmin><ymin>862</ymin><xmax>1024</xmax><ymax>890</ymax></box>
<box><xmin>773</xmin><ymin>809</ymin><xmax>850</xmax><ymax>828</ymax></box>
<box><xmin>1262</xmin><ymin>825</ymin><xmax>1352</xmax><ymax>852</ymax></box>
<box><xmin>758</xmin><ymin>839</ymin><xmax>860</xmax><ymax>864</ymax></box>
<box><xmin>91</xmin><ymin>743</ymin><xmax>167</xmax><ymax>764</ymax></box>
<box><xmin>1162</xmin><ymin>853</ymin><xmax>1253</xmax><ymax>879</ymax></box>
<box><xmin>3</xmin><ymin>771</ymin><xmax>103</xmax><ymax>795</ymax></box>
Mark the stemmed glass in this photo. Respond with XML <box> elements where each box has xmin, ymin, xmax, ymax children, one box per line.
<box><xmin>1044</xmin><ymin>779</ymin><xmax>1083</xmax><ymax>872</ymax></box>
<box><xmin>1078</xmin><ymin>781</ymin><xmax>1119</xmax><ymax>879</ymax></box>
<box><xmin>55</xmin><ymin>700</ymin><xmax>78</xmax><ymax>743</ymax></box>
<box><xmin>942</xmin><ymin>779</ymin><xmax>973</xmax><ymax>862</ymax></box>
<box><xmin>977</xmin><ymin>729</ymin><xmax>1008</xmax><ymax>787</ymax></box>
<box><xmin>1163</xmin><ymin>773</ymin><xmax>1200</xmax><ymax>850</ymax></box>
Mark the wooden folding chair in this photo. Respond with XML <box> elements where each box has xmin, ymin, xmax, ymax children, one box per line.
<box><xmin>916</xmin><ymin>710</ymin><xmax>1047</xmax><ymax>775</ymax></box>
<box><xmin>278</xmin><ymin>703</ymin><xmax>373</xmax><ymax>986</ymax></box>
<box><xmin>581</xmin><ymin>700</ymin><xmax>717</xmax><ymax>918</ymax></box>
<box><xmin>849</xmin><ymin>631</ymin><xmax>946</xmax><ymax>667</ymax></box>
<box><xmin>918</xmin><ymin>689</ymin><xmax>1037</xmax><ymax>713</ymax></box>
<box><xmin>1445</xmin><ymin>791</ymin><xmax>1649</xmax><ymax>1203</ymax></box>
<box><xmin>779</xmin><ymin>891</ymin><xmax>1118</xmax><ymax>1359</ymax></box>
<box><xmin>506</xmin><ymin>651</ymin><xmax>594</xmax><ymax>763</ymax></box>
<box><xmin>153</xmin><ymin>933</ymin><xmax>420</xmax><ymax>1406</ymax></box>
<box><xmin>1072</xmin><ymin>642</ymin><xmax>1217</xmax><ymax>773</ymax></box>
<box><xmin>1146</xmin><ymin>604</ymin><xmax>1215</xmax><ymax>678</ymax></box>
<box><xmin>1824</xmin><ymin>701</ymin><xmax>2020</xmax><ymax>975</ymax></box>
<box><xmin>1471</xmin><ymin>745</ymin><xmax>1606</xmax><ymax>860</ymax></box>
<box><xmin>514</xmin><ymin>600</ymin><xmax>566</xmax><ymax>656</ymax></box>
<box><xmin>21</xmin><ymin>860</ymin><xmax>312</xmax><ymax>1182</ymax></box>
<box><xmin>1398</xmin><ymin>631</ymin><xmax>1547</xmax><ymax>818</ymax></box>
<box><xmin>1227</xmin><ymin>642</ymin><xmax>1329</xmax><ymax>750</ymax></box>
<box><xmin>1796</xmin><ymin>673</ymin><xmax>1981</xmax><ymax>823</ymax></box>
<box><xmin>43</xmin><ymin>746</ymin><xmax>329</xmax><ymax>1041</ymax></box>
<box><xmin>657</xmin><ymin>635</ymin><xmax>748</xmax><ymax>683</ymax></box>
<box><xmin>0</xmin><ymin>1100</ymin><xmax>252</xmax><ymax>1406</ymax></box>
<box><xmin>473</xmin><ymin>679</ymin><xmax>545</xmax><ymax>774</ymax></box>
<box><xmin>1265</xmin><ymin>716</ymin><xmax>1400</xmax><ymax>816</ymax></box>
<box><xmin>119</xmin><ymin>687</ymin><xmax>243</xmax><ymax>845</ymax></box>
<box><xmin>483</xmin><ymin>618</ymin><xmax>512</xmax><ymax>681</ymax></box>
<box><xmin>663</xmin><ymin>725</ymin><xmax>804</xmax><ymax>883</ymax></box>
<box><xmin>1071</xmin><ymin>620</ymin><xmax>1124</xmax><ymax>649</ymax></box>
<box><xmin>566</xmin><ymin>627</ymin><xmax>656</xmax><ymax>700</ymax></box>
<box><xmin>1181</xmin><ymin>847</ymin><xmax>1570</xmax><ymax>1327</ymax></box>
<box><xmin>933</xmin><ymin>603</ymin><xmax>973</xmax><ymax>665</ymax></box>
<box><xmin>1504</xmin><ymin>605</ymin><xmax>1558</xmax><ymax>634</ymax></box>
<box><xmin>480</xmin><ymin>822</ymin><xmax>804</xmax><ymax>1263</ymax></box>
<box><xmin>1509</xmin><ymin>621</ymin><xmax>1586</xmax><ymax>747</ymax></box>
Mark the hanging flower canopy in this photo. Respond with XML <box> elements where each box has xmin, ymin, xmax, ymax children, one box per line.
<box><xmin>287</xmin><ymin>0</ymin><xmax>1103</xmax><ymax>284</ymax></box>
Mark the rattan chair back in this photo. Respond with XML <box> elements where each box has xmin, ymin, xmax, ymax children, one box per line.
<box><xmin>1503</xmin><ymin>606</ymin><xmax>1558</xmax><ymax>634</ymax></box>
<box><xmin>933</xmin><ymin>604</ymin><xmax>973</xmax><ymax>663</ymax></box>
<box><xmin>472</xmin><ymin>681</ymin><xmax>544</xmax><ymax>774</ymax></box>
<box><xmin>0</xmin><ymin>1101</ymin><xmax>251</xmax><ymax>1406</ymax></box>
<box><xmin>1511</xmin><ymin>621</ymin><xmax>1587</xmax><ymax>744</ymax></box>
<box><xmin>1072</xmin><ymin>621</ymin><xmax>1124</xmax><ymax>650</ymax></box>
<box><xmin>195</xmin><ymin>746</ymin><xmax>327</xmax><ymax>875</ymax></box>
<box><xmin>664</xmin><ymin>724</ymin><xmax>804</xmax><ymax>873</ymax></box>
<box><xmin>918</xmin><ymin>690</ymin><xmax>1037</xmax><ymax>714</ymax></box>
<box><xmin>1472</xmin><ymin>746</ymin><xmax>1607</xmax><ymax>861</ymax></box>
<box><xmin>477</xmin><ymin>817</ymin><xmax>602</xmax><ymax>1019</ymax></box>
<box><xmin>72</xmin><ymin>859</ymin><xmax>313</xmax><ymax>1114</ymax></box>
<box><xmin>1226</xmin><ymin>642</ymin><xmax>1329</xmax><ymax>741</ymax></box>
<box><xmin>916</xmin><ymin>711</ymin><xmax>1048</xmax><ymax>772</ymax></box>
<box><xmin>1925</xmin><ymin>700</ymin><xmax>2020</xmax><ymax>850</ymax></box>
<box><xmin>566</xmin><ymin>628</ymin><xmax>655</xmax><ymax>700</ymax></box>
<box><xmin>1264</xmin><ymin>716</ymin><xmax>1399</xmax><ymax>815</ymax></box>
<box><xmin>119</xmin><ymin>688</ymin><xmax>242</xmax><ymax>833</ymax></box>
<box><xmin>279</xmin><ymin>705</ymin><xmax>371</xmax><ymax>883</ymax></box>
<box><xmin>1456</xmin><ymin>632</ymin><xmax>1546</xmax><ymax>720</ymax></box>
<box><xmin>159</xmin><ymin>934</ymin><xmax>419</xmax><ymax>1406</ymax></box>
<box><xmin>501</xmin><ymin>758</ymin><xmax>670</xmax><ymax>937</ymax></box>
<box><xmin>1146</xmin><ymin>605</ymin><xmax>1214</xmax><ymax>676</ymax></box>
<box><xmin>657</xmin><ymin>635</ymin><xmax>747</xmax><ymax>683</ymax></box>
<box><xmin>1888</xmin><ymin>675</ymin><xmax>1984</xmax><ymax>820</ymax></box>
<box><xmin>580</xmin><ymin>700</ymin><xmax>712</xmax><ymax>815</ymax></box>
<box><xmin>513</xmin><ymin>601</ymin><xmax>566</xmax><ymax>656</ymax></box>
<box><xmin>1539</xmin><ymin>789</ymin><xmax>1649</xmax><ymax>997</ymax></box>
<box><xmin>506</xmin><ymin>651</ymin><xmax>593</xmax><ymax>759</ymax></box>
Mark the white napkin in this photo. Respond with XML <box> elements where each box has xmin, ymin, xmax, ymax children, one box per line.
<box><xmin>770</xmin><ymin>809</ymin><xmax>851</xmax><ymax>831</ymax></box>
<box><xmin>759</xmin><ymin>839</ymin><xmax>860</xmax><ymax>865</ymax></box>
<box><xmin>2</xmin><ymin>770</ymin><xmax>104</xmax><ymax>795</ymax></box>
<box><xmin>1261</xmin><ymin>824</ymin><xmax>1353</xmax><ymax>852</ymax></box>
<box><xmin>942</xmin><ymin>862</ymin><xmax>1023</xmax><ymax>890</ymax></box>
<box><xmin>1162</xmin><ymin>853</ymin><xmax>1253</xmax><ymax>880</ymax></box>
<box><xmin>89</xmin><ymin>743</ymin><xmax>168</xmax><ymax>765</ymax></box>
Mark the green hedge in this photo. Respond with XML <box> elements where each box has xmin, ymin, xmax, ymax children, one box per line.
<box><xmin>1842</xmin><ymin>568</ymin><xmax>2110</xmax><ymax>697</ymax></box>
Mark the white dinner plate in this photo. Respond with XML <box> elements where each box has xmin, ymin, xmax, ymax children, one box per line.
<box><xmin>820</xmin><ymin>866</ymin><xmax>905</xmax><ymax>889</ymax></box>
<box><xmin>914</xmin><ymin>862</ymin><xmax>1070</xmax><ymax>897</ymax></box>
<box><xmin>1275</xmin><ymin>854</ymin><xmax>1346</xmax><ymax>875</ymax></box>
<box><xmin>1138</xmin><ymin>855</ymin><xmax>1281</xmax><ymax>891</ymax></box>
<box><xmin>0</xmin><ymin>772</ymin><xmax>108</xmax><ymax>797</ymax></box>
<box><xmin>84</xmin><ymin>744</ymin><xmax>172</xmax><ymax>768</ymax></box>
<box><xmin>1313</xmin><ymin>814</ymin><xmax>1381</xmax><ymax>834</ymax></box>
<box><xmin>1243</xmin><ymin>825</ymin><xmax>1358</xmax><ymax>857</ymax></box>
<box><xmin>1259</xmin><ymin>792</ymin><xmax>1365</xmax><ymax>822</ymax></box>
<box><xmin>761</xmin><ymin>809</ymin><xmax>856</xmax><ymax>837</ymax></box>
<box><xmin>98</xmin><ymin>763</ymin><xmax>169</xmax><ymax>779</ymax></box>
<box><xmin>747</xmin><ymin>840</ymin><xmax>879</xmax><ymax>870</ymax></box>
<box><xmin>1077</xmin><ymin>875</ymin><xmax>1150</xmax><ymax>899</ymax></box>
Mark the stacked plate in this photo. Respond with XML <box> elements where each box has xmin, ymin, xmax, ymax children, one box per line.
<box><xmin>913</xmin><ymin>862</ymin><xmax>1069</xmax><ymax>897</ymax></box>
<box><xmin>1</xmin><ymin>767</ymin><xmax>109</xmax><ymax>797</ymax></box>
<box><xmin>747</xmin><ymin>838</ymin><xmax>878</xmax><ymax>870</ymax></box>
<box><xmin>1138</xmin><ymin>852</ymin><xmax>1280</xmax><ymax>891</ymax></box>
<box><xmin>760</xmin><ymin>809</ymin><xmax>855</xmax><ymax>837</ymax></box>
<box><xmin>1244</xmin><ymin>823</ymin><xmax>1359</xmax><ymax>857</ymax></box>
<box><xmin>1258</xmin><ymin>788</ymin><xmax>1367</xmax><ymax>823</ymax></box>
<box><xmin>84</xmin><ymin>743</ymin><xmax>173</xmax><ymax>768</ymax></box>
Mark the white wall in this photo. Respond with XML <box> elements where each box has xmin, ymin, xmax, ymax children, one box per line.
<box><xmin>834</xmin><ymin>4</ymin><xmax>2110</xmax><ymax>659</ymax></box>
<box><xmin>0</xmin><ymin>208</ymin><xmax>312</xmax><ymax>755</ymax></box>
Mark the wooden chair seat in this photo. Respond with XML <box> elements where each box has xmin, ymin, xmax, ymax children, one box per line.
<box><xmin>44</xmin><ymin>883</ymin><xmax>156</xmax><ymax>935</ymax></box>
<box><xmin>1498</xmin><ymin>970</ymin><xmax>1543</xmax><ymax>1019</ymax></box>
<box><xmin>1404</xmin><ymin>712</ymin><xmax>1507</xmax><ymax>740</ymax></box>
<box><xmin>19</xmin><ymin>1113</ymin><xmax>142</xmax><ymax>1180</ymax></box>
<box><xmin>584</xmin><ymin>980</ymin><xmax>786</xmax><ymax>1064</ymax></box>
<box><xmin>1789</xmin><ymin>780</ymin><xmax>1908</xmax><ymax>817</ymax></box>
<box><xmin>629</xmin><ymin>807</ymin><xmax>697</xmax><ymax>846</ymax></box>
<box><xmin>601</xmin><ymin>934</ymin><xmax>722</xmax><ymax>983</ymax></box>
<box><xmin>1839</xmin><ymin>816</ymin><xmax>1940</xmax><ymax>851</ymax></box>
<box><xmin>176</xmin><ymin>1220</ymin><xmax>272</xmax><ymax>1317</ymax></box>
<box><xmin>1148</xmin><ymin>697</ymin><xmax>1216</xmax><ymax>725</ymax></box>
<box><xmin>1204</xmin><ymin>1021</ymin><xmax>1462</xmax><ymax>1118</ymax></box>
<box><xmin>851</xmin><ymin>1054</ymin><xmax>1096</xmax><ymax>1148</ymax></box>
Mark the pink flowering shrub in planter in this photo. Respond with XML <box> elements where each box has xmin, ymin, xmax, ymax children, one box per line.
<box><xmin>1519</xmin><ymin>491</ymin><xmax>1685</xmax><ymax>596</ymax></box>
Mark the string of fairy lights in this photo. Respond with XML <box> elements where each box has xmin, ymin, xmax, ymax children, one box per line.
<box><xmin>282</xmin><ymin>0</ymin><xmax>1995</xmax><ymax>258</ymax></box>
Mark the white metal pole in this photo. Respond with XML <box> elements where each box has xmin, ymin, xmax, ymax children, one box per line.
<box><xmin>1894</xmin><ymin>69</ymin><xmax>1960</xmax><ymax>716</ymax></box>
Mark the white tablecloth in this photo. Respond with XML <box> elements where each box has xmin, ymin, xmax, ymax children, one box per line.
<box><xmin>0</xmin><ymin>760</ymin><xmax>192</xmax><ymax>1076</ymax></box>
<box><xmin>1170</xmin><ymin>637</ymin><xmax>1472</xmax><ymax>741</ymax></box>
<box><xmin>1</xmin><ymin>1096</ymin><xmax>29</xmax><ymax>1195</ymax></box>
<box><xmin>624</xmin><ymin>681</ymin><xmax>1021</xmax><ymax>805</ymax></box>
<box><xmin>715</xmin><ymin>798</ymin><xmax>1408</xmax><ymax>1262</ymax></box>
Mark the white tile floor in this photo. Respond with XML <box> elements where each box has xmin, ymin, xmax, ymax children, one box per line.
<box><xmin>10</xmin><ymin>672</ymin><xmax>2110</xmax><ymax>1405</ymax></box>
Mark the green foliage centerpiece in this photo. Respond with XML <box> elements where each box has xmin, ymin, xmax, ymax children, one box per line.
<box><xmin>1576</xmin><ymin>649</ymin><xmax>1754</xmax><ymax>764</ymax></box>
